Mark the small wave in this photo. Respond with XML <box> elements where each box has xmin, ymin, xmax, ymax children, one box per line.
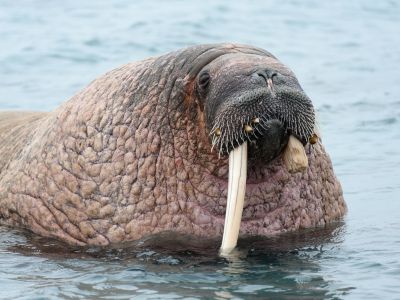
<box><xmin>360</xmin><ymin>117</ymin><xmax>397</xmax><ymax>127</ymax></box>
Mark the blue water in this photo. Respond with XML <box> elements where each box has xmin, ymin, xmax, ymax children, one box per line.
<box><xmin>1</xmin><ymin>0</ymin><xmax>400</xmax><ymax>299</ymax></box>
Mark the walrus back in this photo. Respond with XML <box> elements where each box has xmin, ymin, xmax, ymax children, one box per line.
<box><xmin>0</xmin><ymin>111</ymin><xmax>49</xmax><ymax>174</ymax></box>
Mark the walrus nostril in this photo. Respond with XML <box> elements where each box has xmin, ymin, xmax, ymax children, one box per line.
<box><xmin>266</xmin><ymin>70</ymin><xmax>277</xmax><ymax>80</ymax></box>
<box><xmin>256</xmin><ymin>71</ymin><xmax>267</xmax><ymax>82</ymax></box>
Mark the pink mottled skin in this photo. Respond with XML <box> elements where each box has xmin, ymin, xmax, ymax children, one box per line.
<box><xmin>0</xmin><ymin>44</ymin><xmax>346</xmax><ymax>246</ymax></box>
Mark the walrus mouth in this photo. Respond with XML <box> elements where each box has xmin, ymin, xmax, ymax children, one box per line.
<box><xmin>216</xmin><ymin>91</ymin><xmax>315</xmax><ymax>255</ymax></box>
<box><xmin>209</xmin><ymin>89</ymin><xmax>315</xmax><ymax>157</ymax></box>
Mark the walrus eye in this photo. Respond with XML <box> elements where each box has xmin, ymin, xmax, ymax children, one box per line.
<box><xmin>198</xmin><ymin>71</ymin><xmax>210</xmax><ymax>89</ymax></box>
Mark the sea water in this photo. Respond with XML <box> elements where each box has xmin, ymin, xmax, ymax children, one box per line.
<box><xmin>0</xmin><ymin>0</ymin><xmax>399</xmax><ymax>298</ymax></box>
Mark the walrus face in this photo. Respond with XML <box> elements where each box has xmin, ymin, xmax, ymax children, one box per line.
<box><xmin>196</xmin><ymin>54</ymin><xmax>315</xmax><ymax>165</ymax></box>
<box><xmin>193</xmin><ymin>52</ymin><xmax>317</xmax><ymax>253</ymax></box>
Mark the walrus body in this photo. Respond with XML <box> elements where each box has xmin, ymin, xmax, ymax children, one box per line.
<box><xmin>0</xmin><ymin>44</ymin><xmax>346</xmax><ymax>246</ymax></box>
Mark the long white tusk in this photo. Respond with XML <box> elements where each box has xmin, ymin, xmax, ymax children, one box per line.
<box><xmin>220</xmin><ymin>142</ymin><xmax>248</xmax><ymax>255</ymax></box>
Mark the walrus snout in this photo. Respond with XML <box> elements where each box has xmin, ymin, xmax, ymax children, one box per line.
<box><xmin>208</xmin><ymin>93</ymin><xmax>314</xmax><ymax>158</ymax></box>
<box><xmin>201</xmin><ymin>56</ymin><xmax>315</xmax><ymax>158</ymax></box>
<box><xmin>207</xmin><ymin>87</ymin><xmax>315</xmax><ymax>157</ymax></box>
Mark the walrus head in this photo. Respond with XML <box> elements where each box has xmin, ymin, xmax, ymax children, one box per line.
<box><xmin>182</xmin><ymin>47</ymin><xmax>316</xmax><ymax>252</ymax></box>
<box><xmin>188</xmin><ymin>50</ymin><xmax>314</xmax><ymax>164</ymax></box>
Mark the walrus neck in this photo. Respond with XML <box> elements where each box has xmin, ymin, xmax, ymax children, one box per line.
<box><xmin>0</xmin><ymin>111</ymin><xmax>49</xmax><ymax>175</ymax></box>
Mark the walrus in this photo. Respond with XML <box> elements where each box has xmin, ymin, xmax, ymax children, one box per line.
<box><xmin>0</xmin><ymin>43</ymin><xmax>346</xmax><ymax>247</ymax></box>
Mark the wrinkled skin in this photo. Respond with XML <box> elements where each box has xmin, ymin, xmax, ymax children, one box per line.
<box><xmin>0</xmin><ymin>44</ymin><xmax>346</xmax><ymax>246</ymax></box>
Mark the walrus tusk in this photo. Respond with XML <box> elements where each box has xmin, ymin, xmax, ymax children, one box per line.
<box><xmin>220</xmin><ymin>142</ymin><xmax>248</xmax><ymax>255</ymax></box>
<box><xmin>219</xmin><ymin>136</ymin><xmax>307</xmax><ymax>254</ymax></box>
<box><xmin>283</xmin><ymin>135</ymin><xmax>308</xmax><ymax>173</ymax></box>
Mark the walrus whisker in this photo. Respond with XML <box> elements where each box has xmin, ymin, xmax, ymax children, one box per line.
<box><xmin>226</xmin><ymin>120</ymin><xmax>232</xmax><ymax>145</ymax></box>
<box><xmin>211</xmin><ymin>135</ymin><xmax>219</xmax><ymax>152</ymax></box>
<box><xmin>258</xmin><ymin>118</ymin><xmax>269</xmax><ymax>131</ymax></box>
<box><xmin>209</xmin><ymin>124</ymin><xmax>217</xmax><ymax>136</ymax></box>
<box><xmin>210</xmin><ymin>114</ymin><xmax>222</xmax><ymax>135</ymax></box>
<box><xmin>219</xmin><ymin>129</ymin><xmax>228</xmax><ymax>155</ymax></box>
<box><xmin>229</xmin><ymin>141</ymin><xmax>235</xmax><ymax>151</ymax></box>
<box><xmin>254</xmin><ymin>126</ymin><xmax>263</xmax><ymax>136</ymax></box>
<box><xmin>252</xmin><ymin>129</ymin><xmax>260</xmax><ymax>140</ymax></box>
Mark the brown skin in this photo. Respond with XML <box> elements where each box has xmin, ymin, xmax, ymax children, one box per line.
<box><xmin>0</xmin><ymin>44</ymin><xmax>346</xmax><ymax>246</ymax></box>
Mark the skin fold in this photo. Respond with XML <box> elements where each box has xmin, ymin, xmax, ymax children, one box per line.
<box><xmin>0</xmin><ymin>43</ymin><xmax>346</xmax><ymax>246</ymax></box>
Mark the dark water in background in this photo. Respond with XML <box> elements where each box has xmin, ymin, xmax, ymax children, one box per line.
<box><xmin>0</xmin><ymin>0</ymin><xmax>399</xmax><ymax>299</ymax></box>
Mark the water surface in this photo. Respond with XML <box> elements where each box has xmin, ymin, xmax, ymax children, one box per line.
<box><xmin>1</xmin><ymin>0</ymin><xmax>400</xmax><ymax>299</ymax></box>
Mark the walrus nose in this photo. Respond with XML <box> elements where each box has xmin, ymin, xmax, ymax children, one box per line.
<box><xmin>256</xmin><ymin>69</ymin><xmax>277</xmax><ymax>81</ymax></box>
<box><xmin>256</xmin><ymin>69</ymin><xmax>277</xmax><ymax>91</ymax></box>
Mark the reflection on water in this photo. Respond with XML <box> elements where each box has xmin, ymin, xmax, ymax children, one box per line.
<box><xmin>1</xmin><ymin>0</ymin><xmax>400</xmax><ymax>298</ymax></box>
